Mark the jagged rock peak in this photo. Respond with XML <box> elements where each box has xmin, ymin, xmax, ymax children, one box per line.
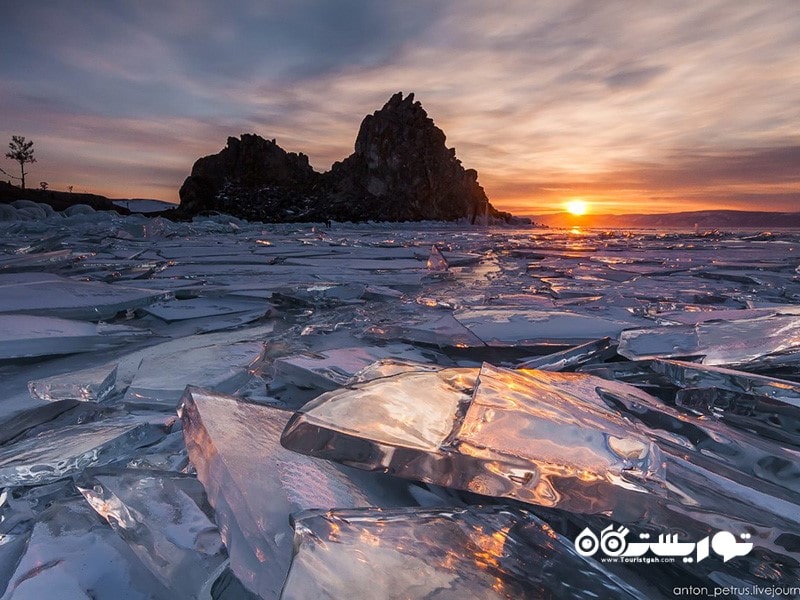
<box><xmin>177</xmin><ymin>93</ymin><xmax>512</xmax><ymax>223</ymax></box>
<box><xmin>327</xmin><ymin>92</ymin><xmax>503</xmax><ymax>222</ymax></box>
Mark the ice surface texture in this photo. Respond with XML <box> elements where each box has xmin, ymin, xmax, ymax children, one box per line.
<box><xmin>2</xmin><ymin>218</ymin><xmax>800</xmax><ymax>597</ymax></box>
<box><xmin>179</xmin><ymin>387</ymin><xmax>422</xmax><ymax>598</ymax></box>
<box><xmin>282</xmin><ymin>364</ymin><xmax>666</xmax><ymax>518</ymax></box>
<box><xmin>283</xmin><ymin>506</ymin><xmax>642</xmax><ymax>599</ymax></box>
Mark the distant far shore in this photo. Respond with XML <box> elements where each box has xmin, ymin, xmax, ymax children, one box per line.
<box><xmin>527</xmin><ymin>209</ymin><xmax>800</xmax><ymax>229</ymax></box>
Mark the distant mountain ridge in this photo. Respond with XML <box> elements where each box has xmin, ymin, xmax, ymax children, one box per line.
<box><xmin>529</xmin><ymin>209</ymin><xmax>800</xmax><ymax>229</ymax></box>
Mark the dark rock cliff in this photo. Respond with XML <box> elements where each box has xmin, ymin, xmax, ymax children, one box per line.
<box><xmin>178</xmin><ymin>93</ymin><xmax>509</xmax><ymax>223</ymax></box>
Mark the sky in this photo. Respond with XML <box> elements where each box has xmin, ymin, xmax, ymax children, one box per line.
<box><xmin>1</xmin><ymin>1</ymin><xmax>798</xmax><ymax>215</ymax></box>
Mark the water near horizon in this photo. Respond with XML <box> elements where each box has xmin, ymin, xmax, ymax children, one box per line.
<box><xmin>1</xmin><ymin>209</ymin><xmax>799</xmax><ymax>599</ymax></box>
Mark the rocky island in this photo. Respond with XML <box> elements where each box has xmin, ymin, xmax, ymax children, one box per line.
<box><xmin>178</xmin><ymin>93</ymin><xmax>511</xmax><ymax>223</ymax></box>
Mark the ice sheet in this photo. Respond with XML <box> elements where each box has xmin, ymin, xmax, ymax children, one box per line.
<box><xmin>0</xmin><ymin>273</ymin><xmax>165</xmax><ymax>320</ymax></box>
<box><xmin>272</xmin><ymin>344</ymin><xmax>443</xmax><ymax>390</ymax></box>
<box><xmin>283</xmin><ymin>506</ymin><xmax>642</xmax><ymax>600</ymax></box>
<box><xmin>454</xmin><ymin>308</ymin><xmax>645</xmax><ymax>346</ymax></box>
<box><xmin>179</xmin><ymin>387</ymin><xmax>422</xmax><ymax>599</ymax></box>
<box><xmin>28</xmin><ymin>362</ymin><xmax>118</xmax><ymax>402</ymax></box>
<box><xmin>77</xmin><ymin>468</ymin><xmax>227</xmax><ymax>597</ymax></box>
<box><xmin>0</xmin><ymin>421</ymin><xmax>164</xmax><ymax>487</ymax></box>
<box><xmin>618</xmin><ymin>315</ymin><xmax>800</xmax><ymax>367</ymax></box>
<box><xmin>0</xmin><ymin>315</ymin><xmax>147</xmax><ymax>359</ymax></box>
<box><xmin>123</xmin><ymin>341</ymin><xmax>265</xmax><ymax>408</ymax></box>
<box><xmin>0</xmin><ymin>499</ymin><xmax>171</xmax><ymax>600</ymax></box>
<box><xmin>282</xmin><ymin>363</ymin><xmax>666</xmax><ymax>517</ymax></box>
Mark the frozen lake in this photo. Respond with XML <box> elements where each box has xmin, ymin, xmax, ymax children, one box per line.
<box><xmin>1</xmin><ymin>209</ymin><xmax>799</xmax><ymax>598</ymax></box>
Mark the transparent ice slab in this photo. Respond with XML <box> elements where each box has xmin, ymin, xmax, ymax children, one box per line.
<box><xmin>141</xmin><ymin>296</ymin><xmax>269</xmax><ymax>322</ymax></box>
<box><xmin>453</xmin><ymin>309</ymin><xmax>643</xmax><ymax>346</ymax></box>
<box><xmin>426</xmin><ymin>244</ymin><xmax>449</xmax><ymax>271</ymax></box>
<box><xmin>272</xmin><ymin>344</ymin><xmax>444</xmax><ymax>391</ymax></box>
<box><xmin>0</xmin><ymin>400</ymin><xmax>81</xmax><ymax>445</ymax></box>
<box><xmin>676</xmin><ymin>387</ymin><xmax>800</xmax><ymax>448</ymax></box>
<box><xmin>0</xmin><ymin>421</ymin><xmax>164</xmax><ymax>487</ymax></box>
<box><xmin>0</xmin><ymin>315</ymin><xmax>148</xmax><ymax>360</ymax></box>
<box><xmin>282</xmin><ymin>506</ymin><xmax>642</xmax><ymax>600</ymax></box>
<box><xmin>28</xmin><ymin>362</ymin><xmax>118</xmax><ymax>402</ymax></box>
<box><xmin>179</xmin><ymin>387</ymin><xmax>423</xmax><ymax>599</ymax></box>
<box><xmin>346</xmin><ymin>358</ymin><xmax>445</xmax><ymax>385</ymax></box>
<box><xmin>0</xmin><ymin>249</ymin><xmax>74</xmax><ymax>272</ymax></box>
<box><xmin>282</xmin><ymin>364</ymin><xmax>666</xmax><ymax>518</ymax></box>
<box><xmin>77</xmin><ymin>468</ymin><xmax>227</xmax><ymax>598</ymax></box>
<box><xmin>648</xmin><ymin>359</ymin><xmax>800</xmax><ymax>406</ymax></box>
<box><xmin>365</xmin><ymin>313</ymin><xmax>485</xmax><ymax>348</ymax></box>
<box><xmin>123</xmin><ymin>341</ymin><xmax>265</xmax><ymax>408</ymax></box>
<box><xmin>617</xmin><ymin>314</ymin><xmax>800</xmax><ymax>367</ymax></box>
<box><xmin>1</xmin><ymin>499</ymin><xmax>171</xmax><ymax>600</ymax></box>
<box><xmin>516</xmin><ymin>337</ymin><xmax>615</xmax><ymax>371</ymax></box>
<box><xmin>0</xmin><ymin>273</ymin><xmax>166</xmax><ymax>320</ymax></box>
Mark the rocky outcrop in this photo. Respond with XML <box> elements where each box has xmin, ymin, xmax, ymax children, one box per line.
<box><xmin>178</xmin><ymin>135</ymin><xmax>323</xmax><ymax>221</ymax></box>
<box><xmin>178</xmin><ymin>94</ymin><xmax>510</xmax><ymax>223</ymax></box>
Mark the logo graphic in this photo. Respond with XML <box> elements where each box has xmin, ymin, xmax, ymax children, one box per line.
<box><xmin>574</xmin><ymin>526</ymin><xmax>753</xmax><ymax>564</ymax></box>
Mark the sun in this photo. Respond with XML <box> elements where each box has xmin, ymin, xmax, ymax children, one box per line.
<box><xmin>565</xmin><ymin>199</ymin><xmax>588</xmax><ymax>216</ymax></box>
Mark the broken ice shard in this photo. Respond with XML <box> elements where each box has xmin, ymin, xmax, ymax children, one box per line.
<box><xmin>282</xmin><ymin>506</ymin><xmax>642</xmax><ymax>600</ymax></box>
<box><xmin>426</xmin><ymin>244</ymin><xmax>449</xmax><ymax>271</ymax></box>
<box><xmin>675</xmin><ymin>387</ymin><xmax>800</xmax><ymax>448</ymax></box>
<box><xmin>77</xmin><ymin>468</ymin><xmax>227</xmax><ymax>598</ymax></box>
<box><xmin>124</xmin><ymin>341</ymin><xmax>265</xmax><ymax>408</ymax></box>
<box><xmin>0</xmin><ymin>421</ymin><xmax>164</xmax><ymax>487</ymax></box>
<box><xmin>365</xmin><ymin>313</ymin><xmax>485</xmax><ymax>348</ymax></box>
<box><xmin>272</xmin><ymin>344</ymin><xmax>442</xmax><ymax>391</ymax></box>
<box><xmin>141</xmin><ymin>296</ymin><xmax>268</xmax><ymax>322</ymax></box>
<box><xmin>179</xmin><ymin>387</ymin><xmax>422</xmax><ymax>599</ymax></box>
<box><xmin>648</xmin><ymin>359</ymin><xmax>800</xmax><ymax>406</ymax></box>
<box><xmin>282</xmin><ymin>363</ymin><xmax>666</xmax><ymax>518</ymax></box>
<box><xmin>0</xmin><ymin>315</ymin><xmax>147</xmax><ymax>360</ymax></box>
<box><xmin>1</xmin><ymin>498</ymin><xmax>170</xmax><ymax>599</ymax></box>
<box><xmin>0</xmin><ymin>272</ymin><xmax>166</xmax><ymax>320</ymax></box>
<box><xmin>28</xmin><ymin>362</ymin><xmax>118</xmax><ymax>402</ymax></box>
<box><xmin>617</xmin><ymin>314</ymin><xmax>800</xmax><ymax>367</ymax></box>
<box><xmin>453</xmin><ymin>308</ymin><xmax>641</xmax><ymax>346</ymax></box>
<box><xmin>516</xmin><ymin>337</ymin><xmax>615</xmax><ymax>371</ymax></box>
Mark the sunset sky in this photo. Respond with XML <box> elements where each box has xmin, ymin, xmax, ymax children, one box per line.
<box><xmin>1</xmin><ymin>1</ymin><xmax>798</xmax><ymax>215</ymax></box>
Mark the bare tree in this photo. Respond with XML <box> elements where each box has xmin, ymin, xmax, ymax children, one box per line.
<box><xmin>3</xmin><ymin>136</ymin><xmax>36</xmax><ymax>189</ymax></box>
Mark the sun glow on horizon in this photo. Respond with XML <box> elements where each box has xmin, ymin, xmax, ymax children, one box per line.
<box><xmin>565</xmin><ymin>199</ymin><xmax>589</xmax><ymax>216</ymax></box>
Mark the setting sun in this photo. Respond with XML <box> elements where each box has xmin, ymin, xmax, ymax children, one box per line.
<box><xmin>565</xmin><ymin>199</ymin><xmax>588</xmax><ymax>216</ymax></box>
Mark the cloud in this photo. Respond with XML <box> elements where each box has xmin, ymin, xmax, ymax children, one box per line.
<box><xmin>1</xmin><ymin>1</ymin><xmax>799</xmax><ymax>211</ymax></box>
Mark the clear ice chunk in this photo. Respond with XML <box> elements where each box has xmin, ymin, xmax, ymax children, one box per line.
<box><xmin>453</xmin><ymin>309</ymin><xmax>642</xmax><ymax>346</ymax></box>
<box><xmin>0</xmin><ymin>273</ymin><xmax>166</xmax><ymax>320</ymax></box>
<box><xmin>141</xmin><ymin>296</ymin><xmax>269</xmax><ymax>322</ymax></box>
<box><xmin>0</xmin><ymin>400</ymin><xmax>80</xmax><ymax>445</ymax></box>
<box><xmin>272</xmin><ymin>344</ymin><xmax>443</xmax><ymax>391</ymax></box>
<box><xmin>282</xmin><ymin>506</ymin><xmax>642</xmax><ymax>600</ymax></box>
<box><xmin>179</xmin><ymin>387</ymin><xmax>422</xmax><ymax>599</ymax></box>
<box><xmin>676</xmin><ymin>387</ymin><xmax>800</xmax><ymax>447</ymax></box>
<box><xmin>516</xmin><ymin>337</ymin><xmax>615</xmax><ymax>370</ymax></box>
<box><xmin>346</xmin><ymin>358</ymin><xmax>445</xmax><ymax>384</ymax></box>
<box><xmin>0</xmin><ymin>499</ymin><xmax>170</xmax><ymax>600</ymax></box>
<box><xmin>124</xmin><ymin>341</ymin><xmax>265</xmax><ymax>408</ymax></box>
<box><xmin>0</xmin><ymin>421</ymin><xmax>164</xmax><ymax>487</ymax></box>
<box><xmin>28</xmin><ymin>362</ymin><xmax>118</xmax><ymax>402</ymax></box>
<box><xmin>617</xmin><ymin>315</ymin><xmax>800</xmax><ymax>367</ymax></box>
<box><xmin>0</xmin><ymin>315</ymin><xmax>147</xmax><ymax>360</ymax></box>
<box><xmin>426</xmin><ymin>244</ymin><xmax>449</xmax><ymax>271</ymax></box>
<box><xmin>281</xmin><ymin>363</ymin><xmax>666</xmax><ymax>518</ymax></box>
<box><xmin>77</xmin><ymin>468</ymin><xmax>227</xmax><ymax>597</ymax></box>
<box><xmin>649</xmin><ymin>358</ymin><xmax>800</xmax><ymax>406</ymax></box>
<box><xmin>365</xmin><ymin>313</ymin><xmax>485</xmax><ymax>348</ymax></box>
